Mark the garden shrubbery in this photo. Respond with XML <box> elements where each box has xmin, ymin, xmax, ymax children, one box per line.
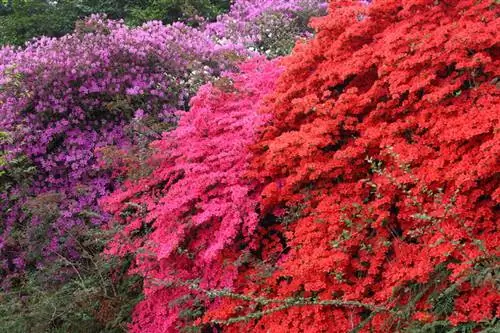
<box><xmin>103</xmin><ymin>0</ymin><xmax>499</xmax><ymax>332</ymax></box>
<box><xmin>1</xmin><ymin>0</ymin><xmax>498</xmax><ymax>332</ymax></box>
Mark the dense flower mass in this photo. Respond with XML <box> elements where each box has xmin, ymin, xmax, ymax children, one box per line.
<box><xmin>0</xmin><ymin>16</ymin><xmax>242</xmax><ymax>284</ymax></box>
<box><xmin>0</xmin><ymin>0</ymin><xmax>326</xmax><ymax>287</ymax></box>
<box><xmin>1</xmin><ymin>0</ymin><xmax>498</xmax><ymax>332</ymax></box>
<box><xmin>201</xmin><ymin>0</ymin><xmax>499</xmax><ymax>331</ymax></box>
<box><xmin>101</xmin><ymin>57</ymin><xmax>283</xmax><ymax>332</ymax></box>
<box><xmin>206</xmin><ymin>0</ymin><xmax>327</xmax><ymax>56</ymax></box>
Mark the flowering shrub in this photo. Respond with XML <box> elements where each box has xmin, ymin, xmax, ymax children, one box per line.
<box><xmin>205</xmin><ymin>0</ymin><xmax>327</xmax><ymax>56</ymax></box>
<box><xmin>100</xmin><ymin>57</ymin><xmax>283</xmax><ymax>332</ymax></box>
<box><xmin>199</xmin><ymin>0</ymin><xmax>499</xmax><ymax>331</ymax></box>
<box><xmin>0</xmin><ymin>15</ymin><xmax>247</xmax><ymax>285</ymax></box>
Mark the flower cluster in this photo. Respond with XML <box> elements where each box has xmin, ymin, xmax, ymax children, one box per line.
<box><xmin>101</xmin><ymin>57</ymin><xmax>283</xmax><ymax>332</ymax></box>
<box><xmin>205</xmin><ymin>0</ymin><xmax>327</xmax><ymax>56</ymax></box>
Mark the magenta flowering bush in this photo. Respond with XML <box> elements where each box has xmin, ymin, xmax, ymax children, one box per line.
<box><xmin>100</xmin><ymin>56</ymin><xmax>283</xmax><ymax>333</ymax></box>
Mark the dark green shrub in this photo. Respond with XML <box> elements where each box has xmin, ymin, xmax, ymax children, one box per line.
<box><xmin>0</xmin><ymin>227</ymin><xmax>143</xmax><ymax>333</ymax></box>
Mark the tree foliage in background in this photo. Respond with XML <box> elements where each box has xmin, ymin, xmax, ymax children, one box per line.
<box><xmin>0</xmin><ymin>0</ymin><xmax>78</xmax><ymax>46</ymax></box>
<box><xmin>0</xmin><ymin>0</ymin><xmax>231</xmax><ymax>46</ymax></box>
<box><xmin>124</xmin><ymin>0</ymin><xmax>231</xmax><ymax>26</ymax></box>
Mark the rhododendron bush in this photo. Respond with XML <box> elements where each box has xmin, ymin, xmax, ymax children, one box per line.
<box><xmin>199</xmin><ymin>0</ymin><xmax>498</xmax><ymax>331</ymax></box>
<box><xmin>101</xmin><ymin>57</ymin><xmax>283</xmax><ymax>332</ymax></box>
<box><xmin>0</xmin><ymin>16</ymin><xmax>242</xmax><ymax>285</ymax></box>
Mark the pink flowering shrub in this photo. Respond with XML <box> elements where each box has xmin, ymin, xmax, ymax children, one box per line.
<box><xmin>100</xmin><ymin>57</ymin><xmax>283</xmax><ymax>332</ymax></box>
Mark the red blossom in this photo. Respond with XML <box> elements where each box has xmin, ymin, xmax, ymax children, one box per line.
<box><xmin>207</xmin><ymin>0</ymin><xmax>499</xmax><ymax>331</ymax></box>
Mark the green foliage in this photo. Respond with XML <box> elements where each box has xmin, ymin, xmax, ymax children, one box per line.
<box><xmin>0</xmin><ymin>0</ymin><xmax>13</xmax><ymax>15</ymax></box>
<box><xmin>126</xmin><ymin>0</ymin><xmax>231</xmax><ymax>26</ymax></box>
<box><xmin>0</xmin><ymin>132</ymin><xmax>8</xmax><ymax>173</ymax></box>
<box><xmin>0</xmin><ymin>227</ymin><xmax>143</xmax><ymax>333</ymax></box>
<box><xmin>406</xmin><ymin>319</ymin><xmax>499</xmax><ymax>333</ymax></box>
<box><xmin>0</xmin><ymin>0</ymin><xmax>79</xmax><ymax>46</ymax></box>
<box><xmin>255</xmin><ymin>9</ymin><xmax>319</xmax><ymax>58</ymax></box>
<box><xmin>0</xmin><ymin>131</ymin><xmax>35</xmax><ymax>197</ymax></box>
<box><xmin>0</xmin><ymin>0</ymin><xmax>231</xmax><ymax>46</ymax></box>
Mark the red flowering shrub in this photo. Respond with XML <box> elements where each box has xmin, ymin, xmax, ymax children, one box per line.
<box><xmin>202</xmin><ymin>0</ymin><xmax>499</xmax><ymax>331</ymax></box>
<box><xmin>100</xmin><ymin>57</ymin><xmax>283</xmax><ymax>332</ymax></box>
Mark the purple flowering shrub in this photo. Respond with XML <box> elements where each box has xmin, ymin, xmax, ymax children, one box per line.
<box><xmin>0</xmin><ymin>15</ymin><xmax>245</xmax><ymax>285</ymax></box>
<box><xmin>205</xmin><ymin>0</ymin><xmax>327</xmax><ymax>56</ymax></box>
